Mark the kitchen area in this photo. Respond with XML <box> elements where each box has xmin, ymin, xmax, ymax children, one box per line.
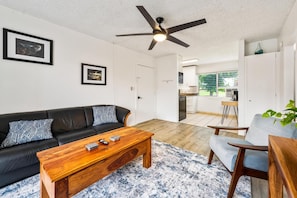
<box><xmin>179</xmin><ymin>65</ymin><xmax>198</xmax><ymax>121</ymax></box>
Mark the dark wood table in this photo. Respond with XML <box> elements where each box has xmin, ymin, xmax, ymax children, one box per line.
<box><xmin>268</xmin><ymin>135</ymin><xmax>297</xmax><ymax>198</ymax></box>
<box><xmin>37</xmin><ymin>127</ymin><xmax>154</xmax><ymax>198</ymax></box>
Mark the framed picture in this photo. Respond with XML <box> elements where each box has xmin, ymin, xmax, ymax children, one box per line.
<box><xmin>3</xmin><ymin>28</ymin><xmax>53</xmax><ymax>65</ymax></box>
<box><xmin>81</xmin><ymin>63</ymin><xmax>107</xmax><ymax>85</ymax></box>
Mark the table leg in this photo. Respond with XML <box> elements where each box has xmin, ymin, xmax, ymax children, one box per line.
<box><xmin>233</xmin><ymin>106</ymin><xmax>238</xmax><ymax>123</ymax></box>
<box><xmin>221</xmin><ymin>106</ymin><xmax>227</xmax><ymax>124</ymax></box>
<box><xmin>40</xmin><ymin>176</ymin><xmax>69</xmax><ymax>198</ymax></box>
<box><xmin>221</xmin><ymin>106</ymin><xmax>231</xmax><ymax>124</ymax></box>
<box><xmin>269</xmin><ymin>145</ymin><xmax>283</xmax><ymax>198</ymax></box>
<box><xmin>225</xmin><ymin>106</ymin><xmax>230</xmax><ymax>119</ymax></box>
<box><xmin>143</xmin><ymin>138</ymin><xmax>152</xmax><ymax>168</ymax></box>
<box><xmin>41</xmin><ymin>179</ymin><xmax>49</xmax><ymax>198</ymax></box>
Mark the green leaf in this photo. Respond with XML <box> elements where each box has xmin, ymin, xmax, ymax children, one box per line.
<box><xmin>262</xmin><ymin>100</ymin><xmax>297</xmax><ymax>127</ymax></box>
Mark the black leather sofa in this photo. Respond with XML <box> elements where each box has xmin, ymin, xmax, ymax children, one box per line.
<box><xmin>0</xmin><ymin>105</ymin><xmax>130</xmax><ymax>188</ymax></box>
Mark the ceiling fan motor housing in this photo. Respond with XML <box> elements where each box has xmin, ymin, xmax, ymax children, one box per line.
<box><xmin>156</xmin><ymin>17</ymin><xmax>164</xmax><ymax>24</ymax></box>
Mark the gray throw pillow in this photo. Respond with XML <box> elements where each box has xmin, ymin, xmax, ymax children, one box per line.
<box><xmin>92</xmin><ymin>106</ymin><xmax>118</xmax><ymax>126</ymax></box>
<box><xmin>0</xmin><ymin>119</ymin><xmax>54</xmax><ymax>148</ymax></box>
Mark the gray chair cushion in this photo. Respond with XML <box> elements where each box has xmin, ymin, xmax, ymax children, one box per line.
<box><xmin>245</xmin><ymin>114</ymin><xmax>297</xmax><ymax>146</ymax></box>
<box><xmin>209</xmin><ymin>135</ymin><xmax>268</xmax><ymax>172</ymax></box>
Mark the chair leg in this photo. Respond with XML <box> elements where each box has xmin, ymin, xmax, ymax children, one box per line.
<box><xmin>227</xmin><ymin>147</ymin><xmax>246</xmax><ymax>198</ymax></box>
<box><xmin>208</xmin><ymin>150</ymin><xmax>214</xmax><ymax>164</ymax></box>
<box><xmin>227</xmin><ymin>171</ymin><xmax>242</xmax><ymax>198</ymax></box>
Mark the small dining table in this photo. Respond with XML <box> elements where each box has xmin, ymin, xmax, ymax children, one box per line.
<box><xmin>221</xmin><ymin>100</ymin><xmax>238</xmax><ymax>124</ymax></box>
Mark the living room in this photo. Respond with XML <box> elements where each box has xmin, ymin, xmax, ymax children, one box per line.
<box><xmin>0</xmin><ymin>1</ymin><xmax>297</xmax><ymax>197</ymax></box>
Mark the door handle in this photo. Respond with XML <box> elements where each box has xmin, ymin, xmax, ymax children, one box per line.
<box><xmin>138</xmin><ymin>96</ymin><xmax>142</xmax><ymax>99</ymax></box>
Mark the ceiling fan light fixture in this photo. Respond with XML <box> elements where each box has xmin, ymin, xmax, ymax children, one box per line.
<box><xmin>153</xmin><ymin>33</ymin><xmax>167</xmax><ymax>42</ymax></box>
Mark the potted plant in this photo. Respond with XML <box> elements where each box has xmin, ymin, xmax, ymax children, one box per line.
<box><xmin>263</xmin><ymin>100</ymin><xmax>297</xmax><ymax>127</ymax></box>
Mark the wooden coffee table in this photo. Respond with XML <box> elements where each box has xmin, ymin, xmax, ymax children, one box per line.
<box><xmin>37</xmin><ymin>127</ymin><xmax>154</xmax><ymax>198</ymax></box>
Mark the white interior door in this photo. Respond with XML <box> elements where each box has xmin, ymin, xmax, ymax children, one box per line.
<box><xmin>245</xmin><ymin>53</ymin><xmax>277</xmax><ymax>125</ymax></box>
<box><xmin>135</xmin><ymin>65</ymin><xmax>155</xmax><ymax>124</ymax></box>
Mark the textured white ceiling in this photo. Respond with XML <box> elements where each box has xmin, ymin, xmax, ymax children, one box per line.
<box><xmin>0</xmin><ymin>0</ymin><xmax>295</xmax><ymax>64</ymax></box>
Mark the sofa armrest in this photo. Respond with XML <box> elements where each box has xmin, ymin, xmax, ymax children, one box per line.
<box><xmin>116</xmin><ymin>106</ymin><xmax>131</xmax><ymax>126</ymax></box>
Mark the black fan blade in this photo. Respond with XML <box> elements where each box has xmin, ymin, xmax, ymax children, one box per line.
<box><xmin>116</xmin><ymin>33</ymin><xmax>153</xmax><ymax>37</ymax></box>
<box><xmin>167</xmin><ymin>18</ymin><xmax>206</xmax><ymax>34</ymax></box>
<box><xmin>136</xmin><ymin>6</ymin><xmax>157</xmax><ymax>29</ymax></box>
<box><xmin>167</xmin><ymin>35</ymin><xmax>189</xmax><ymax>48</ymax></box>
<box><xmin>148</xmin><ymin>39</ymin><xmax>157</xmax><ymax>50</ymax></box>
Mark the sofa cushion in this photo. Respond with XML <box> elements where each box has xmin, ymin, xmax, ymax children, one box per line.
<box><xmin>1</xmin><ymin>119</ymin><xmax>53</xmax><ymax>148</ymax></box>
<box><xmin>0</xmin><ymin>111</ymin><xmax>47</xmax><ymax>139</ymax></box>
<box><xmin>0</xmin><ymin>138</ymin><xmax>58</xmax><ymax>173</ymax></box>
<box><xmin>209</xmin><ymin>135</ymin><xmax>268</xmax><ymax>172</ymax></box>
<box><xmin>93</xmin><ymin>123</ymin><xmax>124</xmax><ymax>134</ymax></box>
<box><xmin>48</xmin><ymin>107</ymin><xmax>87</xmax><ymax>133</ymax></box>
<box><xmin>92</xmin><ymin>106</ymin><xmax>118</xmax><ymax>126</ymax></box>
<box><xmin>0</xmin><ymin>163</ymin><xmax>39</xmax><ymax>188</ymax></box>
<box><xmin>54</xmin><ymin>127</ymin><xmax>97</xmax><ymax>145</ymax></box>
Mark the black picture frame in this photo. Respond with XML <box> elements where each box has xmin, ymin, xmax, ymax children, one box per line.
<box><xmin>3</xmin><ymin>28</ymin><xmax>53</xmax><ymax>65</ymax></box>
<box><xmin>81</xmin><ymin>63</ymin><xmax>107</xmax><ymax>85</ymax></box>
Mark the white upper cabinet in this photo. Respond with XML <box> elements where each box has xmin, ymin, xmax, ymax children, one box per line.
<box><xmin>183</xmin><ymin>66</ymin><xmax>197</xmax><ymax>86</ymax></box>
<box><xmin>243</xmin><ymin>52</ymin><xmax>279</xmax><ymax>125</ymax></box>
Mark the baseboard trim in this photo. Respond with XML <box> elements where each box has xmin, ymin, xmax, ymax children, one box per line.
<box><xmin>196</xmin><ymin>111</ymin><xmax>237</xmax><ymax>118</ymax></box>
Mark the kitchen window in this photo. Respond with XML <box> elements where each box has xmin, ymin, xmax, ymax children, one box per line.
<box><xmin>198</xmin><ymin>71</ymin><xmax>238</xmax><ymax>97</ymax></box>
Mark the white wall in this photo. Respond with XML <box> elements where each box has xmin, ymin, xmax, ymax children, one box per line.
<box><xmin>113</xmin><ymin>45</ymin><xmax>156</xmax><ymax>125</ymax></box>
<box><xmin>0</xmin><ymin>5</ymin><xmax>155</xmax><ymax>126</ymax></box>
<box><xmin>278</xmin><ymin>1</ymin><xmax>297</xmax><ymax>103</ymax></box>
<box><xmin>282</xmin><ymin>46</ymin><xmax>295</xmax><ymax>108</ymax></box>
<box><xmin>238</xmin><ymin>40</ymin><xmax>245</xmax><ymax>127</ymax></box>
<box><xmin>156</xmin><ymin>54</ymin><xmax>179</xmax><ymax>122</ymax></box>
<box><xmin>279</xmin><ymin>1</ymin><xmax>297</xmax><ymax>46</ymax></box>
<box><xmin>196</xmin><ymin>60</ymin><xmax>238</xmax><ymax>115</ymax></box>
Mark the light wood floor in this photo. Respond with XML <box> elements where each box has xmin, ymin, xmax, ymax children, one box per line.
<box><xmin>134</xmin><ymin>113</ymin><xmax>268</xmax><ymax>198</ymax></box>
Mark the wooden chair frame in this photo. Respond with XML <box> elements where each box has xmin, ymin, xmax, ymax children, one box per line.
<box><xmin>207</xmin><ymin>125</ymin><xmax>268</xmax><ymax>198</ymax></box>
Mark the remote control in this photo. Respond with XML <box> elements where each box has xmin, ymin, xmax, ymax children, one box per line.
<box><xmin>110</xmin><ymin>135</ymin><xmax>120</xmax><ymax>142</ymax></box>
<box><xmin>85</xmin><ymin>142</ymin><xmax>98</xmax><ymax>151</ymax></box>
<box><xmin>98</xmin><ymin>139</ymin><xmax>109</xmax><ymax>145</ymax></box>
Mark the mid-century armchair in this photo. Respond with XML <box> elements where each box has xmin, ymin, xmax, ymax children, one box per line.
<box><xmin>208</xmin><ymin>114</ymin><xmax>297</xmax><ymax>198</ymax></box>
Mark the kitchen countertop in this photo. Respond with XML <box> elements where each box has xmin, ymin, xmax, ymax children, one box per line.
<box><xmin>179</xmin><ymin>93</ymin><xmax>198</xmax><ymax>96</ymax></box>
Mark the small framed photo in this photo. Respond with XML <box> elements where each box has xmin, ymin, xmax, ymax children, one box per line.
<box><xmin>81</xmin><ymin>63</ymin><xmax>107</xmax><ymax>85</ymax></box>
<box><xmin>3</xmin><ymin>28</ymin><xmax>53</xmax><ymax>65</ymax></box>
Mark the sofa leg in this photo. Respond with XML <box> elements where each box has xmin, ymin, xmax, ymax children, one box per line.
<box><xmin>208</xmin><ymin>150</ymin><xmax>214</xmax><ymax>164</ymax></box>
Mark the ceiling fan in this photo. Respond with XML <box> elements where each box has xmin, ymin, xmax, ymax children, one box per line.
<box><xmin>116</xmin><ymin>6</ymin><xmax>207</xmax><ymax>50</ymax></box>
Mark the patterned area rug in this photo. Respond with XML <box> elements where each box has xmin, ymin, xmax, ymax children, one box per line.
<box><xmin>0</xmin><ymin>140</ymin><xmax>251</xmax><ymax>198</ymax></box>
